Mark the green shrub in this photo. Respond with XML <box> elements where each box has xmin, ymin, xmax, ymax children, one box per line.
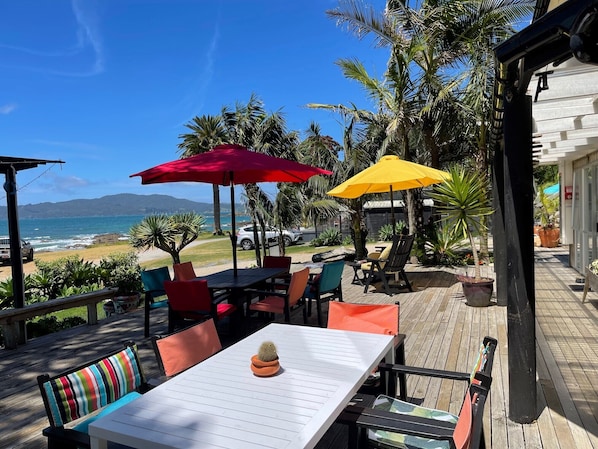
<box><xmin>422</xmin><ymin>224</ymin><xmax>465</xmax><ymax>266</ymax></box>
<box><xmin>378</xmin><ymin>221</ymin><xmax>407</xmax><ymax>241</ymax></box>
<box><xmin>98</xmin><ymin>252</ymin><xmax>143</xmax><ymax>294</ymax></box>
<box><xmin>310</xmin><ymin>228</ymin><xmax>343</xmax><ymax>247</ymax></box>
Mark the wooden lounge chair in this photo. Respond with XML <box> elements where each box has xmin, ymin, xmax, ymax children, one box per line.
<box><xmin>363</xmin><ymin>234</ymin><xmax>415</xmax><ymax>296</ymax></box>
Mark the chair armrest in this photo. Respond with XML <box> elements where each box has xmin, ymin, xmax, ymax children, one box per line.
<box><xmin>340</xmin><ymin>405</ymin><xmax>455</xmax><ymax>442</ymax></box>
<box><xmin>378</xmin><ymin>363</ymin><xmax>471</xmax><ymax>382</ymax></box>
<box><xmin>245</xmin><ymin>288</ymin><xmax>287</xmax><ymax>299</ymax></box>
<box><xmin>212</xmin><ymin>289</ymin><xmax>231</xmax><ymax>304</ymax></box>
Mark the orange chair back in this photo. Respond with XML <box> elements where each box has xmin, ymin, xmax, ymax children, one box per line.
<box><xmin>287</xmin><ymin>268</ymin><xmax>310</xmax><ymax>306</ymax></box>
<box><xmin>173</xmin><ymin>261</ymin><xmax>197</xmax><ymax>281</ymax></box>
<box><xmin>327</xmin><ymin>302</ymin><xmax>399</xmax><ymax>336</ymax></box>
<box><xmin>153</xmin><ymin>319</ymin><xmax>222</xmax><ymax>377</ymax></box>
<box><xmin>164</xmin><ymin>279</ymin><xmax>212</xmax><ymax>312</ymax></box>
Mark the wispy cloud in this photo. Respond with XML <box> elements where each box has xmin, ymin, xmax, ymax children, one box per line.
<box><xmin>173</xmin><ymin>22</ymin><xmax>220</xmax><ymax>126</ymax></box>
<box><xmin>30</xmin><ymin>139</ymin><xmax>104</xmax><ymax>159</ymax></box>
<box><xmin>0</xmin><ymin>0</ymin><xmax>105</xmax><ymax>77</ymax></box>
<box><xmin>0</xmin><ymin>104</ymin><xmax>17</xmax><ymax>114</ymax></box>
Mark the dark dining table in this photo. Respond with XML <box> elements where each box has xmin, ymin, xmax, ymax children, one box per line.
<box><xmin>197</xmin><ymin>267</ymin><xmax>290</xmax><ymax>321</ymax></box>
<box><xmin>197</xmin><ymin>267</ymin><xmax>289</xmax><ymax>290</ymax></box>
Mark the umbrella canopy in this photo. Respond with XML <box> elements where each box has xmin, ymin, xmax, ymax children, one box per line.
<box><xmin>543</xmin><ymin>183</ymin><xmax>559</xmax><ymax>195</ymax></box>
<box><xmin>131</xmin><ymin>144</ymin><xmax>332</xmax><ymax>275</ymax></box>
<box><xmin>327</xmin><ymin>155</ymin><xmax>449</xmax><ymax>232</ymax></box>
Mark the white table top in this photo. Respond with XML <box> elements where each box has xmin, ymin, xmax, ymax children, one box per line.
<box><xmin>89</xmin><ymin>323</ymin><xmax>394</xmax><ymax>449</ymax></box>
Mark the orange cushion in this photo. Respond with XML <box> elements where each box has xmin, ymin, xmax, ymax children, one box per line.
<box><xmin>156</xmin><ymin>319</ymin><xmax>222</xmax><ymax>377</ymax></box>
<box><xmin>327</xmin><ymin>302</ymin><xmax>399</xmax><ymax>335</ymax></box>
<box><xmin>249</xmin><ymin>297</ymin><xmax>285</xmax><ymax>314</ymax></box>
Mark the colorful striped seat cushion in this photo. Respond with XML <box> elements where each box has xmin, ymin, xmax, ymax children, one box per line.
<box><xmin>470</xmin><ymin>342</ymin><xmax>490</xmax><ymax>383</ymax></box>
<box><xmin>41</xmin><ymin>346</ymin><xmax>143</xmax><ymax>427</ymax></box>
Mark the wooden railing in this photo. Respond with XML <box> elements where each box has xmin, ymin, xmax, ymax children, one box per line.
<box><xmin>0</xmin><ymin>287</ymin><xmax>118</xmax><ymax>349</ymax></box>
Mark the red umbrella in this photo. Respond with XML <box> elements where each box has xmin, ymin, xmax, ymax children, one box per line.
<box><xmin>130</xmin><ymin>144</ymin><xmax>332</xmax><ymax>275</ymax></box>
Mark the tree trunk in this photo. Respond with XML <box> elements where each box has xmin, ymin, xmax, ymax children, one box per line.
<box><xmin>212</xmin><ymin>185</ymin><xmax>223</xmax><ymax>235</ymax></box>
<box><xmin>349</xmin><ymin>199</ymin><xmax>367</xmax><ymax>260</ymax></box>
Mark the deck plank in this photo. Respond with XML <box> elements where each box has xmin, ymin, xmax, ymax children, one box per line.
<box><xmin>2</xmin><ymin>246</ymin><xmax>598</xmax><ymax>448</ymax></box>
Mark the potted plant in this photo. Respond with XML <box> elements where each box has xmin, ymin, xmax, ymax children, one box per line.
<box><xmin>535</xmin><ymin>186</ymin><xmax>559</xmax><ymax>248</ymax></box>
<box><xmin>99</xmin><ymin>252</ymin><xmax>143</xmax><ymax>314</ymax></box>
<box><xmin>583</xmin><ymin>259</ymin><xmax>598</xmax><ymax>303</ymax></box>
<box><xmin>430</xmin><ymin>166</ymin><xmax>494</xmax><ymax>306</ymax></box>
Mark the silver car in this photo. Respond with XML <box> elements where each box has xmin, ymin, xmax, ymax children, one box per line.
<box><xmin>0</xmin><ymin>238</ymin><xmax>34</xmax><ymax>263</ymax></box>
<box><xmin>236</xmin><ymin>225</ymin><xmax>303</xmax><ymax>250</ymax></box>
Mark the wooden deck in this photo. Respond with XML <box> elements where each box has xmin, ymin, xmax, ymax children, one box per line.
<box><xmin>1</xmin><ymin>246</ymin><xmax>598</xmax><ymax>448</ymax></box>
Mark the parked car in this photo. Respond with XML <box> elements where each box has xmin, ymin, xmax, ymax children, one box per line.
<box><xmin>0</xmin><ymin>238</ymin><xmax>34</xmax><ymax>263</ymax></box>
<box><xmin>236</xmin><ymin>225</ymin><xmax>303</xmax><ymax>250</ymax></box>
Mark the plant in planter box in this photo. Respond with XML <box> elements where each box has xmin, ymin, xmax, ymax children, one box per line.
<box><xmin>429</xmin><ymin>165</ymin><xmax>494</xmax><ymax>306</ymax></box>
<box><xmin>99</xmin><ymin>252</ymin><xmax>143</xmax><ymax>313</ymax></box>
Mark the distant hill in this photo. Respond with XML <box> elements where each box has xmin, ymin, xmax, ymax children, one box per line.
<box><xmin>0</xmin><ymin>194</ymin><xmax>240</xmax><ymax>219</ymax></box>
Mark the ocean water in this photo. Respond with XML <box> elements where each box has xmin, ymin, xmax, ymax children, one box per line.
<box><xmin>0</xmin><ymin>214</ymin><xmax>251</xmax><ymax>252</ymax></box>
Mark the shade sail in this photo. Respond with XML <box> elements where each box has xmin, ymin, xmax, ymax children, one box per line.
<box><xmin>131</xmin><ymin>144</ymin><xmax>332</xmax><ymax>275</ymax></box>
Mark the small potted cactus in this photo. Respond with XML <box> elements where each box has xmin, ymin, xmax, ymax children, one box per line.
<box><xmin>250</xmin><ymin>341</ymin><xmax>280</xmax><ymax>377</ymax></box>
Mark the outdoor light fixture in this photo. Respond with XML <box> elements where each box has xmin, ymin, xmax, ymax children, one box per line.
<box><xmin>534</xmin><ymin>70</ymin><xmax>553</xmax><ymax>102</ymax></box>
<box><xmin>570</xmin><ymin>7</ymin><xmax>598</xmax><ymax>64</ymax></box>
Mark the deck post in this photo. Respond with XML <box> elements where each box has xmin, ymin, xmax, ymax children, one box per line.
<box><xmin>503</xmin><ymin>89</ymin><xmax>536</xmax><ymax>423</ymax></box>
<box><xmin>492</xmin><ymin>138</ymin><xmax>507</xmax><ymax>307</ymax></box>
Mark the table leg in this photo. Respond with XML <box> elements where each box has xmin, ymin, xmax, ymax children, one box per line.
<box><xmin>90</xmin><ymin>436</ymin><xmax>108</xmax><ymax>449</ymax></box>
<box><xmin>396</xmin><ymin>335</ymin><xmax>407</xmax><ymax>401</ymax></box>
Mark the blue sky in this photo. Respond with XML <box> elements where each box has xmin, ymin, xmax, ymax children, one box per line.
<box><xmin>0</xmin><ymin>0</ymin><xmax>388</xmax><ymax>207</ymax></box>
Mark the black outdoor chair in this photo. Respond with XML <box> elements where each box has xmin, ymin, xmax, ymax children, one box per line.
<box><xmin>363</xmin><ymin>234</ymin><xmax>415</xmax><ymax>296</ymax></box>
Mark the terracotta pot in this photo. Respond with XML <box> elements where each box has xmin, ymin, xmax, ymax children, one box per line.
<box><xmin>538</xmin><ymin>228</ymin><xmax>559</xmax><ymax>248</ymax></box>
<box><xmin>250</xmin><ymin>354</ymin><xmax>280</xmax><ymax>377</ymax></box>
<box><xmin>456</xmin><ymin>275</ymin><xmax>494</xmax><ymax>307</ymax></box>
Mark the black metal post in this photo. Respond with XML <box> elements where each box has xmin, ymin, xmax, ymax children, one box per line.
<box><xmin>503</xmin><ymin>92</ymin><xmax>536</xmax><ymax>423</ymax></box>
<box><xmin>3</xmin><ymin>165</ymin><xmax>27</xmax><ymax>345</ymax></box>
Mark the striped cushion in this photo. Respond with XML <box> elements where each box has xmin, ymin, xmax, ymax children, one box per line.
<box><xmin>470</xmin><ymin>342</ymin><xmax>489</xmax><ymax>383</ymax></box>
<box><xmin>42</xmin><ymin>346</ymin><xmax>143</xmax><ymax>427</ymax></box>
<box><xmin>369</xmin><ymin>395</ymin><xmax>458</xmax><ymax>449</ymax></box>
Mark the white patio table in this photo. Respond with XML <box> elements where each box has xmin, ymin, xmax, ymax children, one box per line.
<box><xmin>89</xmin><ymin>323</ymin><xmax>394</xmax><ymax>449</ymax></box>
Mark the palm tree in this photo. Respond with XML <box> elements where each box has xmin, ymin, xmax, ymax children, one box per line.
<box><xmin>178</xmin><ymin>115</ymin><xmax>228</xmax><ymax>235</ymax></box>
<box><xmin>129</xmin><ymin>212</ymin><xmax>206</xmax><ymax>264</ymax></box>
<box><xmin>220</xmin><ymin>94</ymin><xmax>299</xmax><ymax>263</ymax></box>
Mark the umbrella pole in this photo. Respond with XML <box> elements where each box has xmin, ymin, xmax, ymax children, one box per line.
<box><xmin>390</xmin><ymin>185</ymin><xmax>396</xmax><ymax>235</ymax></box>
<box><xmin>229</xmin><ymin>175</ymin><xmax>238</xmax><ymax>276</ymax></box>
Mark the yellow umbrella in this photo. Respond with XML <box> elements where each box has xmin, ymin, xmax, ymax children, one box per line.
<box><xmin>327</xmin><ymin>155</ymin><xmax>449</xmax><ymax>231</ymax></box>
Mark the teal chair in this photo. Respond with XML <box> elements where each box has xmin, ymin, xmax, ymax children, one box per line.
<box><xmin>141</xmin><ymin>267</ymin><xmax>171</xmax><ymax>337</ymax></box>
<box><xmin>304</xmin><ymin>260</ymin><xmax>344</xmax><ymax>326</ymax></box>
